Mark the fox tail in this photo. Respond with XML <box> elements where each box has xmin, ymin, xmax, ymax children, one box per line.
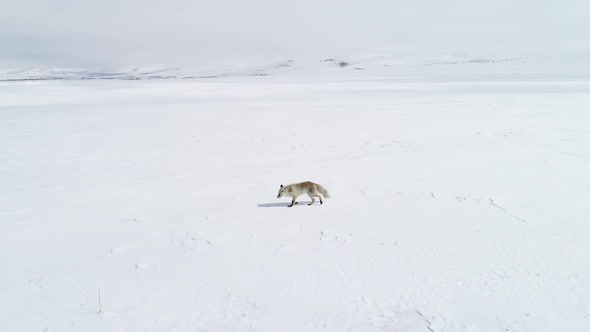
<box><xmin>317</xmin><ymin>185</ymin><xmax>331</xmax><ymax>199</ymax></box>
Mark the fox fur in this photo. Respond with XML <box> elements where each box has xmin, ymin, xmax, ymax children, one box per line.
<box><xmin>277</xmin><ymin>181</ymin><xmax>330</xmax><ymax>207</ymax></box>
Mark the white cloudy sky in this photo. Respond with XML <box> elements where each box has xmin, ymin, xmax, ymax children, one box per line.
<box><xmin>1</xmin><ymin>0</ymin><xmax>588</xmax><ymax>68</ymax></box>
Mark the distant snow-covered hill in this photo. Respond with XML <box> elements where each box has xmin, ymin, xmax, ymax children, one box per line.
<box><xmin>2</xmin><ymin>53</ymin><xmax>589</xmax><ymax>82</ymax></box>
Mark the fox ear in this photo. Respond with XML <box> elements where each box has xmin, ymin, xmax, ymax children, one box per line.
<box><xmin>280</xmin><ymin>184</ymin><xmax>283</xmax><ymax>188</ymax></box>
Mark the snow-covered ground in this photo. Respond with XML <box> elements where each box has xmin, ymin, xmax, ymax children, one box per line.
<box><xmin>1</xmin><ymin>72</ymin><xmax>590</xmax><ymax>331</ymax></box>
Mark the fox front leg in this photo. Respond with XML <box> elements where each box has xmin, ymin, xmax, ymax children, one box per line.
<box><xmin>288</xmin><ymin>197</ymin><xmax>298</xmax><ymax>207</ymax></box>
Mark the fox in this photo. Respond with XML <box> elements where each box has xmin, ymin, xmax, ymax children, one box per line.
<box><xmin>277</xmin><ymin>181</ymin><xmax>331</xmax><ymax>207</ymax></box>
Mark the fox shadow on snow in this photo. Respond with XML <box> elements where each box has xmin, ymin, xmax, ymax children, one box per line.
<box><xmin>257</xmin><ymin>202</ymin><xmax>316</xmax><ymax>208</ymax></box>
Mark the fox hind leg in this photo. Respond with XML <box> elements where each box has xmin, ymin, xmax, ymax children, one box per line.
<box><xmin>308</xmin><ymin>189</ymin><xmax>323</xmax><ymax>205</ymax></box>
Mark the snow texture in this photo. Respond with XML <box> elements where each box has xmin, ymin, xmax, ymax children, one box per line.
<box><xmin>1</xmin><ymin>71</ymin><xmax>590</xmax><ymax>331</ymax></box>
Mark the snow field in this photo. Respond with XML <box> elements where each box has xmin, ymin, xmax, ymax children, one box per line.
<box><xmin>1</xmin><ymin>77</ymin><xmax>589</xmax><ymax>331</ymax></box>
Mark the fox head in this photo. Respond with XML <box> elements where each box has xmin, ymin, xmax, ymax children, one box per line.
<box><xmin>277</xmin><ymin>184</ymin><xmax>284</xmax><ymax>198</ymax></box>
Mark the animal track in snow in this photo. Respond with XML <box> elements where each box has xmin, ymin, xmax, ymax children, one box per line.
<box><xmin>392</xmin><ymin>191</ymin><xmax>529</xmax><ymax>223</ymax></box>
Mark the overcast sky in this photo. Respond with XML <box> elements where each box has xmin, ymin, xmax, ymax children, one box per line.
<box><xmin>1</xmin><ymin>0</ymin><xmax>589</xmax><ymax>68</ymax></box>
